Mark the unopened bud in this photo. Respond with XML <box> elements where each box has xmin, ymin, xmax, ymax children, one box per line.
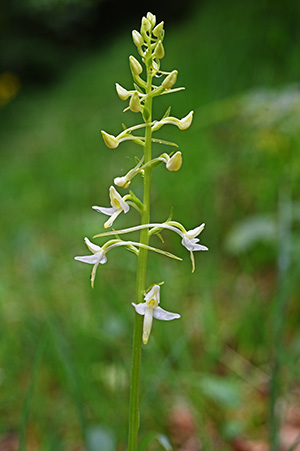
<box><xmin>166</xmin><ymin>151</ymin><xmax>182</xmax><ymax>171</ymax></box>
<box><xmin>153</xmin><ymin>21</ymin><xmax>164</xmax><ymax>39</ymax></box>
<box><xmin>115</xmin><ymin>83</ymin><xmax>130</xmax><ymax>100</ymax></box>
<box><xmin>129</xmin><ymin>91</ymin><xmax>141</xmax><ymax>113</ymax></box>
<box><xmin>141</xmin><ymin>16</ymin><xmax>151</xmax><ymax>34</ymax></box>
<box><xmin>101</xmin><ymin>131</ymin><xmax>119</xmax><ymax>149</ymax></box>
<box><xmin>155</xmin><ymin>41</ymin><xmax>165</xmax><ymax>59</ymax></box>
<box><xmin>129</xmin><ymin>55</ymin><xmax>143</xmax><ymax>76</ymax></box>
<box><xmin>132</xmin><ymin>30</ymin><xmax>144</xmax><ymax>48</ymax></box>
<box><xmin>178</xmin><ymin>111</ymin><xmax>194</xmax><ymax>130</ymax></box>
<box><xmin>162</xmin><ymin>70</ymin><xmax>178</xmax><ymax>89</ymax></box>
<box><xmin>114</xmin><ymin>176</ymin><xmax>130</xmax><ymax>188</ymax></box>
<box><xmin>146</xmin><ymin>12</ymin><xmax>156</xmax><ymax>28</ymax></box>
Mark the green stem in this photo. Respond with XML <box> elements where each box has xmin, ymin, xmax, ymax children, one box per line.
<box><xmin>269</xmin><ymin>184</ymin><xmax>292</xmax><ymax>450</ymax></box>
<box><xmin>128</xmin><ymin>55</ymin><xmax>153</xmax><ymax>450</ymax></box>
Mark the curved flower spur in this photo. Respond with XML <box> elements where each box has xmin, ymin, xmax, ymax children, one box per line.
<box><xmin>74</xmin><ymin>12</ymin><xmax>208</xmax><ymax>450</ymax></box>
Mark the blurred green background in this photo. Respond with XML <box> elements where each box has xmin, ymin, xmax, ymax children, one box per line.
<box><xmin>1</xmin><ymin>0</ymin><xmax>300</xmax><ymax>449</ymax></box>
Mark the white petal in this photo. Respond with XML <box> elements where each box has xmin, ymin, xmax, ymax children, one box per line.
<box><xmin>74</xmin><ymin>255</ymin><xmax>100</xmax><ymax>264</ymax></box>
<box><xmin>132</xmin><ymin>302</ymin><xmax>147</xmax><ymax>315</ymax></box>
<box><xmin>144</xmin><ymin>284</ymin><xmax>160</xmax><ymax>304</ymax></box>
<box><xmin>99</xmin><ymin>254</ymin><xmax>108</xmax><ymax>264</ymax></box>
<box><xmin>143</xmin><ymin>307</ymin><xmax>154</xmax><ymax>344</ymax></box>
<box><xmin>153</xmin><ymin>306</ymin><xmax>181</xmax><ymax>321</ymax></box>
<box><xmin>104</xmin><ymin>209</ymin><xmax>122</xmax><ymax>228</ymax></box>
<box><xmin>109</xmin><ymin>186</ymin><xmax>130</xmax><ymax>214</ymax></box>
<box><xmin>120</xmin><ymin>197</ymin><xmax>130</xmax><ymax>213</ymax></box>
<box><xmin>186</xmin><ymin>223</ymin><xmax>205</xmax><ymax>239</ymax></box>
<box><xmin>192</xmin><ymin>243</ymin><xmax>208</xmax><ymax>251</ymax></box>
<box><xmin>84</xmin><ymin>237</ymin><xmax>102</xmax><ymax>253</ymax></box>
<box><xmin>181</xmin><ymin>236</ymin><xmax>196</xmax><ymax>251</ymax></box>
<box><xmin>92</xmin><ymin>206</ymin><xmax>116</xmax><ymax>216</ymax></box>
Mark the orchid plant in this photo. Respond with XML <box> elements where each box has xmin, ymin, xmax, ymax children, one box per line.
<box><xmin>75</xmin><ymin>12</ymin><xmax>208</xmax><ymax>450</ymax></box>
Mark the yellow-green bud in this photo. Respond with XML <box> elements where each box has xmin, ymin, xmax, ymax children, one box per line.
<box><xmin>162</xmin><ymin>70</ymin><xmax>178</xmax><ymax>89</ymax></box>
<box><xmin>155</xmin><ymin>41</ymin><xmax>165</xmax><ymax>59</ymax></box>
<box><xmin>129</xmin><ymin>55</ymin><xmax>143</xmax><ymax>75</ymax></box>
<box><xmin>178</xmin><ymin>111</ymin><xmax>194</xmax><ymax>130</ymax></box>
<box><xmin>153</xmin><ymin>21</ymin><xmax>164</xmax><ymax>38</ymax></box>
<box><xmin>115</xmin><ymin>83</ymin><xmax>130</xmax><ymax>100</ymax></box>
<box><xmin>146</xmin><ymin>12</ymin><xmax>156</xmax><ymax>28</ymax></box>
<box><xmin>141</xmin><ymin>16</ymin><xmax>151</xmax><ymax>34</ymax></box>
<box><xmin>166</xmin><ymin>151</ymin><xmax>182</xmax><ymax>171</ymax></box>
<box><xmin>101</xmin><ymin>131</ymin><xmax>119</xmax><ymax>149</ymax></box>
<box><xmin>132</xmin><ymin>30</ymin><xmax>144</xmax><ymax>48</ymax></box>
<box><xmin>129</xmin><ymin>91</ymin><xmax>141</xmax><ymax>113</ymax></box>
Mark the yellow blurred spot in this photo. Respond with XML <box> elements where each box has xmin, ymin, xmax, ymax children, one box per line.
<box><xmin>0</xmin><ymin>72</ymin><xmax>20</xmax><ymax>107</ymax></box>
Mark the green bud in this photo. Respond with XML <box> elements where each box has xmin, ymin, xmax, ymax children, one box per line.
<box><xmin>132</xmin><ymin>30</ymin><xmax>144</xmax><ymax>48</ymax></box>
<box><xmin>153</xmin><ymin>21</ymin><xmax>164</xmax><ymax>39</ymax></box>
<box><xmin>154</xmin><ymin>41</ymin><xmax>165</xmax><ymax>59</ymax></box>
<box><xmin>141</xmin><ymin>16</ymin><xmax>151</xmax><ymax>34</ymax></box>
<box><xmin>146</xmin><ymin>12</ymin><xmax>156</xmax><ymax>28</ymax></box>
<box><xmin>178</xmin><ymin>111</ymin><xmax>193</xmax><ymax>130</ymax></box>
<box><xmin>162</xmin><ymin>70</ymin><xmax>178</xmax><ymax>89</ymax></box>
<box><xmin>166</xmin><ymin>151</ymin><xmax>182</xmax><ymax>171</ymax></box>
<box><xmin>115</xmin><ymin>83</ymin><xmax>130</xmax><ymax>100</ymax></box>
<box><xmin>129</xmin><ymin>55</ymin><xmax>143</xmax><ymax>76</ymax></box>
<box><xmin>101</xmin><ymin>131</ymin><xmax>119</xmax><ymax>149</ymax></box>
<box><xmin>129</xmin><ymin>91</ymin><xmax>141</xmax><ymax>113</ymax></box>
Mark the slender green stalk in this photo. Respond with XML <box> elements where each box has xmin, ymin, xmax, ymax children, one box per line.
<box><xmin>128</xmin><ymin>57</ymin><xmax>153</xmax><ymax>451</ymax></box>
<box><xmin>269</xmin><ymin>184</ymin><xmax>291</xmax><ymax>450</ymax></box>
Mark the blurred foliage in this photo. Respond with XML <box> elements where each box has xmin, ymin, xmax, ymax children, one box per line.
<box><xmin>1</xmin><ymin>0</ymin><xmax>300</xmax><ymax>449</ymax></box>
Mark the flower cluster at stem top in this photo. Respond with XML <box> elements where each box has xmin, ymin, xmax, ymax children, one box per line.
<box><xmin>74</xmin><ymin>12</ymin><xmax>208</xmax><ymax>344</ymax></box>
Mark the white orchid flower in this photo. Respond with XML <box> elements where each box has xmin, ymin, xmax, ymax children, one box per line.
<box><xmin>75</xmin><ymin>238</ymin><xmax>182</xmax><ymax>288</ymax></box>
<box><xmin>93</xmin><ymin>221</ymin><xmax>208</xmax><ymax>272</ymax></box>
<box><xmin>74</xmin><ymin>237</ymin><xmax>107</xmax><ymax>288</ymax></box>
<box><xmin>132</xmin><ymin>284</ymin><xmax>180</xmax><ymax>344</ymax></box>
<box><xmin>92</xmin><ymin>186</ymin><xmax>130</xmax><ymax>228</ymax></box>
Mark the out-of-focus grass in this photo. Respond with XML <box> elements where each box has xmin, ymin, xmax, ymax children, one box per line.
<box><xmin>1</xmin><ymin>1</ymin><xmax>300</xmax><ymax>449</ymax></box>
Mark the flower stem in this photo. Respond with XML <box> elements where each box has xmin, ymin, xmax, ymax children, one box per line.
<box><xmin>128</xmin><ymin>55</ymin><xmax>153</xmax><ymax>450</ymax></box>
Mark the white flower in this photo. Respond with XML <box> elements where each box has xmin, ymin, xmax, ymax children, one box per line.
<box><xmin>92</xmin><ymin>186</ymin><xmax>130</xmax><ymax>228</ymax></box>
<box><xmin>180</xmin><ymin>224</ymin><xmax>208</xmax><ymax>272</ymax></box>
<box><xmin>94</xmin><ymin>221</ymin><xmax>208</xmax><ymax>272</ymax></box>
<box><xmin>132</xmin><ymin>284</ymin><xmax>180</xmax><ymax>344</ymax></box>
<box><xmin>75</xmin><ymin>238</ymin><xmax>182</xmax><ymax>288</ymax></box>
<box><xmin>74</xmin><ymin>237</ymin><xmax>107</xmax><ymax>288</ymax></box>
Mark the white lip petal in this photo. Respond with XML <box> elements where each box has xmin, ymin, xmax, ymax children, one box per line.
<box><xmin>92</xmin><ymin>206</ymin><xmax>116</xmax><ymax>216</ymax></box>
<box><xmin>104</xmin><ymin>209</ymin><xmax>122</xmax><ymax>228</ymax></box>
<box><xmin>143</xmin><ymin>307</ymin><xmax>154</xmax><ymax>344</ymax></box>
<box><xmin>132</xmin><ymin>302</ymin><xmax>147</xmax><ymax>315</ymax></box>
<box><xmin>84</xmin><ymin>237</ymin><xmax>102</xmax><ymax>253</ymax></box>
<box><xmin>153</xmin><ymin>306</ymin><xmax>181</xmax><ymax>321</ymax></box>
<box><xmin>74</xmin><ymin>254</ymin><xmax>100</xmax><ymax>265</ymax></box>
